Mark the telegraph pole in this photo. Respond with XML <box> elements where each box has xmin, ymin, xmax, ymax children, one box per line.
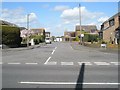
<box><xmin>27</xmin><ymin>14</ymin><xmax>30</xmax><ymax>47</ymax></box>
<box><xmin>79</xmin><ymin>3</ymin><xmax>82</xmax><ymax>44</ymax></box>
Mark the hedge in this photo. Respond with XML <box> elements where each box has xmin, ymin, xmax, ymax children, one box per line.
<box><xmin>1</xmin><ymin>25</ymin><xmax>22</xmax><ymax>47</ymax></box>
<box><xmin>30</xmin><ymin>35</ymin><xmax>45</xmax><ymax>45</ymax></box>
<box><xmin>83</xmin><ymin>34</ymin><xmax>99</xmax><ymax>43</ymax></box>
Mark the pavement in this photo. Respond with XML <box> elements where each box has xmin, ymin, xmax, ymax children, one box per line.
<box><xmin>1</xmin><ymin>42</ymin><xmax>119</xmax><ymax>89</ymax></box>
<box><xmin>2</xmin><ymin>43</ymin><xmax>46</xmax><ymax>51</ymax></box>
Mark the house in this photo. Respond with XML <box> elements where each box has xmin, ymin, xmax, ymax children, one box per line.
<box><xmin>100</xmin><ymin>12</ymin><xmax>120</xmax><ymax>44</ymax></box>
<box><xmin>64</xmin><ymin>25</ymin><xmax>98</xmax><ymax>42</ymax></box>
<box><xmin>56</xmin><ymin>37</ymin><xmax>62</xmax><ymax>42</ymax></box>
<box><xmin>20</xmin><ymin>28</ymin><xmax>45</xmax><ymax>38</ymax></box>
<box><xmin>75</xmin><ymin>25</ymin><xmax>98</xmax><ymax>36</ymax></box>
<box><xmin>45</xmin><ymin>32</ymin><xmax>51</xmax><ymax>37</ymax></box>
<box><xmin>64</xmin><ymin>31</ymin><xmax>76</xmax><ymax>41</ymax></box>
<box><xmin>31</xmin><ymin>28</ymin><xmax>45</xmax><ymax>36</ymax></box>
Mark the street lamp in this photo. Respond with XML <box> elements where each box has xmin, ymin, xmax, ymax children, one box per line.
<box><xmin>27</xmin><ymin>13</ymin><xmax>31</xmax><ymax>47</ymax></box>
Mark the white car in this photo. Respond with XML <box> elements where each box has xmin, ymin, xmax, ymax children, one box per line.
<box><xmin>45</xmin><ymin>37</ymin><xmax>52</xmax><ymax>44</ymax></box>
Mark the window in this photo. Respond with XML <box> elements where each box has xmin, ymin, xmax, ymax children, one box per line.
<box><xmin>109</xmin><ymin>19</ymin><xmax>114</xmax><ymax>26</ymax></box>
<box><xmin>101</xmin><ymin>25</ymin><xmax>104</xmax><ymax>30</ymax></box>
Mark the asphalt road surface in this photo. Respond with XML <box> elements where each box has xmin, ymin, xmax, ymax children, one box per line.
<box><xmin>2</xmin><ymin>42</ymin><xmax>119</xmax><ymax>89</ymax></box>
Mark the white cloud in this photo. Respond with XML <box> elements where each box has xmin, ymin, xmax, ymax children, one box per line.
<box><xmin>54</xmin><ymin>5</ymin><xmax>69</xmax><ymax>11</ymax></box>
<box><xmin>61</xmin><ymin>6</ymin><xmax>103</xmax><ymax>25</ymax></box>
<box><xmin>98</xmin><ymin>16</ymin><xmax>109</xmax><ymax>23</ymax></box>
<box><xmin>1</xmin><ymin>8</ymin><xmax>38</xmax><ymax>28</ymax></box>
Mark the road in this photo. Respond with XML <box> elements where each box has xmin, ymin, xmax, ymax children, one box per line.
<box><xmin>2</xmin><ymin>42</ymin><xmax>119</xmax><ymax>89</ymax></box>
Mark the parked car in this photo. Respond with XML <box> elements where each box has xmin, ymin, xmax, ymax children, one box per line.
<box><xmin>45</xmin><ymin>37</ymin><xmax>52</xmax><ymax>44</ymax></box>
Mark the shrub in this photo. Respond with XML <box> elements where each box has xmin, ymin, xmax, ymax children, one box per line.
<box><xmin>1</xmin><ymin>25</ymin><xmax>22</xmax><ymax>47</ymax></box>
<box><xmin>30</xmin><ymin>35</ymin><xmax>45</xmax><ymax>45</ymax></box>
<box><xmin>83</xmin><ymin>34</ymin><xmax>99</xmax><ymax>42</ymax></box>
<box><xmin>75</xmin><ymin>36</ymin><xmax>79</xmax><ymax>41</ymax></box>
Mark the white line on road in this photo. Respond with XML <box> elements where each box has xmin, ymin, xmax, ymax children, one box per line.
<box><xmin>94</xmin><ymin>62</ymin><xmax>110</xmax><ymax>65</ymax></box>
<box><xmin>19</xmin><ymin>81</ymin><xmax>120</xmax><ymax>85</ymax></box>
<box><xmin>110</xmin><ymin>62</ymin><xmax>120</xmax><ymax>65</ymax></box>
<box><xmin>55</xmin><ymin>47</ymin><xmax>57</xmax><ymax>50</ymax></box>
<box><xmin>78</xmin><ymin>62</ymin><xmax>92</xmax><ymax>65</ymax></box>
<box><xmin>44</xmin><ymin>57</ymin><xmax>51</xmax><ymax>65</ymax></box>
<box><xmin>25</xmin><ymin>63</ymin><xmax>38</xmax><ymax>65</ymax></box>
<box><xmin>51</xmin><ymin>50</ymin><xmax>55</xmax><ymax>55</ymax></box>
<box><xmin>61</xmin><ymin>62</ymin><xmax>73</xmax><ymax>65</ymax></box>
<box><xmin>8</xmin><ymin>63</ymin><xmax>21</xmax><ymax>65</ymax></box>
<box><xmin>0</xmin><ymin>62</ymin><xmax>3</xmax><ymax>64</ymax></box>
<box><xmin>44</xmin><ymin>62</ymin><xmax>57</xmax><ymax>65</ymax></box>
<box><xmin>70</xmin><ymin>45</ymin><xmax>73</xmax><ymax>50</ymax></box>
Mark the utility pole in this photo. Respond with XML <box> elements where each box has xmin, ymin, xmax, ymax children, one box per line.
<box><xmin>27</xmin><ymin>14</ymin><xmax>30</xmax><ymax>47</ymax></box>
<box><xmin>79</xmin><ymin>3</ymin><xmax>82</xmax><ymax>44</ymax></box>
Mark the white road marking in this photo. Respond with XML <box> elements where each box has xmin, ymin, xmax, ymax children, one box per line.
<box><xmin>110</xmin><ymin>62</ymin><xmax>120</xmax><ymax>65</ymax></box>
<box><xmin>44</xmin><ymin>62</ymin><xmax>57</xmax><ymax>65</ymax></box>
<box><xmin>8</xmin><ymin>63</ymin><xmax>21</xmax><ymax>65</ymax></box>
<box><xmin>25</xmin><ymin>63</ymin><xmax>38</xmax><ymax>65</ymax></box>
<box><xmin>70</xmin><ymin>45</ymin><xmax>73</xmax><ymax>50</ymax></box>
<box><xmin>44</xmin><ymin>57</ymin><xmax>51</xmax><ymax>65</ymax></box>
<box><xmin>0</xmin><ymin>62</ymin><xmax>3</xmax><ymax>64</ymax></box>
<box><xmin>94</xmin><ymin>62</ymin><xmax>110</xmax><ymax>65</ymax></box>
<box><xmin>19</xmin><ymin>81</ymin><xmax>120</xmax><ymax>85</ymax></box>
<box><xmin>55</xmin><ymin>47</ymin><xmax>57</xmax><ymax>50</ymax></box>
<box><xmin>51</xmin><ymin>50</ymin><xmax>55</xmax><ymax>55</ymax></box>
<box><xmin>78</xmin><ymin>62</ymin><xmax>92</xmax><ymax>65</ymax></box>
<box><xmin>104</xmin><ymin>53</ymin><xmax>109</xmax><ymax>54</ymax></box>
<box><xmin>61</xmin><ymin>62</ymin><xmax>73</xmax><ymax>65</ymax></box>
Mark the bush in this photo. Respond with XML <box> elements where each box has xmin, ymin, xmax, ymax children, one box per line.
<box><xmin>83</xmin><ymin>34</ymin><xmax>99</xmax><ymax>43</ymax></box>
<box><xmin>1</xmin><ymin>25</ymin><xmax>22</xmax><ymax>47</ymax></box>
<box><xmin>75</xmin><ymin>36</ymin><xmax>79</xmax><ymax>41</ymax></box>
<box><xmin>30</xmin><ymin>35</ymin><xmax>45</xmax><ymax>45</ymax></box>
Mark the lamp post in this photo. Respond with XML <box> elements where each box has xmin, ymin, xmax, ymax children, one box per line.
<box><xmin>27</xmin><ymin>14</ymin><xmax>31</xmax><ymax>47</ymax></box>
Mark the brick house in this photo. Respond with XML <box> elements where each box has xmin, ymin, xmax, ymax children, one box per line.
<box><xmin>100</xmin><ymin>12</ymin><xmax>120</xmax><ymax>44</ymax></box>
<box><xmin>64</xmin><ymin>31</ymin><xmax>76</xmax><ymax>41</ymax></box>
<box><xmin>20</xmin><ymin>28</ymin><xmax>45</xmax><ymax>38</ymax></box>
<box><xmin>64</xmin><ymin>25</ymin><xmax>98</xmax><ymax>42</ymax></box>
<box><xmin>45</xmin><ymin>32</ymin><xmax>51</xmax><ymax>38</ymax></box>
<box><xmin>31</xmin><ymin>28</ymin><xmax>45</xmax><ymax>36</ymax></box>
<box><xmin>75</xmin><ymin>25</ymin><xmax>98</xmax><ymax>36</ymax></box>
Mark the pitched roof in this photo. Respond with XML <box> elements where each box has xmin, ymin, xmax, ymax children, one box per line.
<box><xmin>76</xmin><ymin>25</ymin><xmax>97</xmax><ymax>32</ymax></box>
<box><xmin>0</xmin><ymin>20</ymin><xmax>18</xmax><ymax>27</ymax></box>
<box><xmin>102</xmin><ymin>12</ymin><xmax>120</xmax><ymax>24</ymax></box>
<box><xmin>31</xmin><ymin>28</ymin><xmax>45</xmax><ymax>33</ymax></box>
<box><xmin>64</xmin><ymin>31</ymin><xmax>75</xmax><ymax>37</ymax></box>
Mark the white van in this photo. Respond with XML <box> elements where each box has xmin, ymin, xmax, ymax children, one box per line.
<box><xmin>45</xmin><ymin>37</ymin><xmax>52</xmax><ymax>44</ymax></box>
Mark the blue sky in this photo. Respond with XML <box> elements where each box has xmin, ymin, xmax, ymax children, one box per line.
<box><xmin>1</xmin><ymin>2</ymin><xmax>119</xmax><ymax>36</ymax></box>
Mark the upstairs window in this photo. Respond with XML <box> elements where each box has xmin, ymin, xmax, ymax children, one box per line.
<box><xmin>109</xmin><ymin>19</ymin><xmax>114</xmax><ymax>27</ymax></box>
<box><xmin>101</xmin><ymin>25</ymin><xmax>104</xmax><ymax>30</ymax></box>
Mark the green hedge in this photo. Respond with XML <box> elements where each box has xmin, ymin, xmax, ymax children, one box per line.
<box><xmin>83</xmin><ymin>34</ymin><xmax>99</xmax><ymax>43</ymax></box>
<box><xmin>1</xmin><ymin>25</ymin><xmax>22</xmax><ymax>47</ymax></box>
<box><xmin>30</xmin><ymin>35</ymin><xmax>45</xmax><ymax>45</ymax></box>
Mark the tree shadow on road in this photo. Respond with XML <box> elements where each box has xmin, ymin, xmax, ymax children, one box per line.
<box><xmin>75</xmin><ymin>63</ymin><xmax>85</xmax><ymax>90</ymax></box>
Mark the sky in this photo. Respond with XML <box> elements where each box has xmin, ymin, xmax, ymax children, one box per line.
<box><xmin>1</xmin><ymin>1</ymin><xmax>119</xmax><ymax>36</ymax></box>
